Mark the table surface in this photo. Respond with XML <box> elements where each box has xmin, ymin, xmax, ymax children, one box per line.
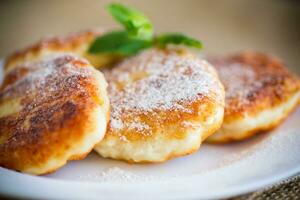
<box><xmin>0</xmin><ymin>0</ymin><xmax>299</xmax><ymax>74</ymax></box>
<box><xmin>232</xmin><ymin>174</ymin><xmax>300</xmax><ymax>199</ymax></box>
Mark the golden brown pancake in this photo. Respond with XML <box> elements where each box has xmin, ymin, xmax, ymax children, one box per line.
<box><xmin>4</xmin><ymin>30</ymin><xmax>120</xmax><ymax>72</ymax></box>
<box><xmin>94</xmin><ymin>48</ymin><xmax>225</xmax><ymax>163</ymax></box>
<box><xmin>206</xmin><ymin>52</ymin><xmax>300</xmax><ymax>143</ymax></box>
<box><xmin>0</xmin><ymin>54</ymin><xmax>110</xmax><ymax>174</ymax></box>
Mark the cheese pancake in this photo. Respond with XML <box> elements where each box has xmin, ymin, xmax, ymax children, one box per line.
<box><xmin>94</xmin><ymin>48</ymin><xmax>225</xmax><ymax>163</ymax></box>
<box><xmin>4</xmin><ymin>30</ymin><xmax>120</xmax><ymax>73</ymax></box>
<box><xmin>0</xmin><ymin>54</ymin><xmax>109</xmax><ymax>174</ymax></box>
<box><xmin>207</xmin><ymin>52</ymin><xmax>300</xmax><ymax>143</ymax></box>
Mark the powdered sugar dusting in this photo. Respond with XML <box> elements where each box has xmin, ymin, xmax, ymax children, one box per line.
<box><xmin>77</xmin><ymin>167</ymin><xmax>179</xmax><ymax>183</ymax></box>
<box><xmin>106</xmin><ymin>49</ymin><xmax>223</xmax><ymax>131</ymax></box>
<box><xmin>0</xmin><ymin>53</ymin><xmax>96</xmax><ymax>117</ymax></box>
<box><xmin>208</xmin><ymin>52</ymin><xmax>299</xmax><ymax>109</ymax></box>
<box><xmin>217</xmin><ymin>63</ymin><xmax>258</xmax><ymax>99</ymax></box>
<box><xmin>214</xmin><ymin>111</ymin><xmax>300</xmax><ymax>175</ymax></box>
<box><xmin>1</xmin><ymin>53</ymin><xmax>92</xmax><ymax>99</ymax></box>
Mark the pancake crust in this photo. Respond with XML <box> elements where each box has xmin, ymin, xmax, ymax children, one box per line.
<box><xmin>206</xmin><ymin>52</ymin><xmax>300</xmax><ymax>143</ymax></box>
<box><xmin>0</xmin><ymin>54</ymin><xmax>110</xmax><ymax>174</ymax></box>
<box><xmin>94</xmin><ymin>48</ymin><xmax>225</xmax><ymax>163</ymax></box>
<box><xmin>4</xmin><ymin>30</ymin><xmax>120</xmax><ymax>72</ymax></box>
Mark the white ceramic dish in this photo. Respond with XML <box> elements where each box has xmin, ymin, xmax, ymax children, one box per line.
<box><xmin>0</xmin><ymin>60</ymin><xmax>299</xmax><ymax>200</ymax></box>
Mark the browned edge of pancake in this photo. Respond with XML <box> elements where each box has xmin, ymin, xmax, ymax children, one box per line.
<box><xmin>0</xmin><ymin>54</ymin><xmax>108</xmax><ymax>174</ymax></box>
<box><xmin>208</xmin><ymin>51</ymin><xmax>300</xmax><ymax>124</ymax></box>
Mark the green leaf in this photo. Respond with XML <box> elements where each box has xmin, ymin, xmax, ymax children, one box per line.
<box><xmin>155</xmin><ymin>33</ymin><xmax>203</xmax><ymax>49</ymax></box>
<box><xmin>107</xmin><ymin>3</ymin><xmax>153</xmax><ymax>40</ymax></box>
<box><xmin>88</xmin><ymin>31</ymin><xmax>152</xmax><ymax>55</ymax></box>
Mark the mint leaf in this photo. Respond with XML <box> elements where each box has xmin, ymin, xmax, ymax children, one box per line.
<box><xmin>108</xmin><ymin>3</ymin><xmax>153</xmax><ymax>40</ymax></box>
<box><xmin>155</xmin><ymin>33</ymin><xmax>203</xmax><ymax>49</ymax></box>
<box><xmin>88</xmin><ymin>4</ymin><xmax>203</xmax><ymax>58</ymax></box>
<box><xmin>88</xmin><ymin>31</ymin><xmax>151</xmax><ymax>55</ymax></box>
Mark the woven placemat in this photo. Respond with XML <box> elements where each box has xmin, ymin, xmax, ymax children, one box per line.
<box><xmin>230</xmin><ymin>174</ymin><xmax>300</xmax><ymax>200</ymax></box>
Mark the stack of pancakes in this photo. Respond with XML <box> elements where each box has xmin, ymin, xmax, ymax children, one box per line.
<box><xmin>1</xmin><ymin>31</ymin><xmax>299</xmax><ymax>174</ymax></box>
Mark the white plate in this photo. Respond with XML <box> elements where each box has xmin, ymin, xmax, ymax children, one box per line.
<box><xmin>0</xmin><ymin>60</ymin><xmax>300</xmax><ymax>200</ymax></box>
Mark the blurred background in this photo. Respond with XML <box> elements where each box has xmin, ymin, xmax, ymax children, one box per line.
<box><xmin>0</xmin><ymin>0</ymin><xmax>299</xmax><ymax>73</ymax></box>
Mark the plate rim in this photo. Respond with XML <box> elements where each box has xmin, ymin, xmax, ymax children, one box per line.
<box><xmin>0</xmin><ymin>163</ymin><xmax>300</xmax><ymax>200</ymax></box>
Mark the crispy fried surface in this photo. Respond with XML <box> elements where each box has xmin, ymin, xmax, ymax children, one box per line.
<box><xmin>94</xmin><ymin>48</ymin><xmax>225</xmax><ymax>162</ymax></box>
<box><xmin>206</xmin><ymin>52</ymin><xmax>300</xmax><ymax>143</ymax></box>
<box><xmin>4</xmin><ymin>30</ymin><xmax>120</xmax><ymax>72</ymax></box>
<box><xmin>0</xmin><ymin>54</ymin><xmax>109</xmax><ymax>174</ymax></box>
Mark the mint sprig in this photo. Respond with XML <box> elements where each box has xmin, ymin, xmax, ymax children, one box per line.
<box><xmin>155</xmin><ymin>33</ymin><xmax>203</xmax><ymax>49</ymax></box>
<box><xmin>108</xmin><ymin>3</ymin><xmax>153</xmax><ymax>41</ymax></box>
<box><xmin>89</xmin><ymin>31</ymin><xmax>151</xmax><ymax>56</ymax></box>
<box><xmin>88</xmin><ymin>3</ymin><xmax>203</xmax><ymax>56</ymax></box>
